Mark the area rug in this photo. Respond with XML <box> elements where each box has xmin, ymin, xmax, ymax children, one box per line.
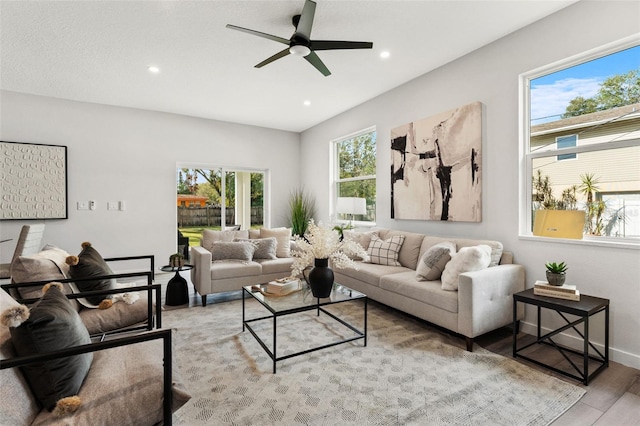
<box><xmin>165</xmin><ymin>297</ymin><xmax>585</xmax><ymax>425</ymax></box>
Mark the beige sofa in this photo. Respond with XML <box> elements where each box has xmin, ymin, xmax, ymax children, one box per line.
<box><xmin>191</xmin><ymin>228</ymin><xmax>295</xmax><ymax>306</ymax></box>
<box><xmin>334</xmin><ymin>228</ymin><xmax>525</xmax><ymax>351</ymax></box>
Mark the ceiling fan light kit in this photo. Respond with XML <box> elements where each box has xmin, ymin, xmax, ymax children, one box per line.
<box><xmin>226</xmin><ymin>0</ymin><xmax>373</xmax><ymax>76</ymax></box>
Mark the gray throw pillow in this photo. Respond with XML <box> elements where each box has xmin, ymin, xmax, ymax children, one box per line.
<box><xmin>210</xmin><ymin>241</ymin><xmax>256</xmax><ymax>262</ymax></box>
<box><xmin>66</xmin><ymin>243</ymin><xmax>115</xmax><ymax>305</ymax></box>
<box><xmin>236</xmin><ymin>237</ymin><xmax>277</xmax><ymax>260</ymax></box>
<box><xmin>8</xmin><ymin>285</ymin><xmax>92</xmax><ymax>411</ymax></box>
<box><xmin>416</xmin><ymin>241</ymin><xmax>456</xmax><ymax>281</ymax></box>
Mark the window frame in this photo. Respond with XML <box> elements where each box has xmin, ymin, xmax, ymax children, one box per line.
<box><xmin>556</xmin><ymin>134</ymin><xmax>578</xmax><ymax>161</ymax></box>
<box><xmin>331</xmin><ymin>126</ymin><xmax>377</xmax><ymax>227</ymax></box>
<box><xmin>519</xmin><ymin>35</ymin><xmax>640</xmax><ymax>249</ymax></box>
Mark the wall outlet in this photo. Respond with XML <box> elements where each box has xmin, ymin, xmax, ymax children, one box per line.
<box><xmin>89</xmin><ymin>200</ymin><xmax>96</xmax><ymax>210</ymax></box>
<box><xmin>77</xmin><ymin>201</ymin><xmax>89</xmax><ymax>210</ymax></box>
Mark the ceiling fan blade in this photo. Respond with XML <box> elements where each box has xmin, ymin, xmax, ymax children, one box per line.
<box><xmin>295</xmin><ymin>0</ymin><xmax>316</xmax><ymax>39</ymax></box>
<box><xmin>255</xmin><ymin>48</ymin><xmax>291</xmax><ymax>68</ymax></box>
<box><xmin>304</xmin><ymin>51</ymin><xmax>331</xmax><ymax>77</ymax></box>
<box><xmin>226</xmin><ymin>24</ymin><xmax>290</xmax><ymax>45</ymax></box>
<box><xmin>311</xmin><ymin>40</ymin><xmax>373</xmax><ymax>51</ymax></box>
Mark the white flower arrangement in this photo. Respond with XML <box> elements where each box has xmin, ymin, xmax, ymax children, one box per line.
<box><xmin>291</xmin><ymin>219</ymin><xmax>369</xmax><ymax>277</ymax></box>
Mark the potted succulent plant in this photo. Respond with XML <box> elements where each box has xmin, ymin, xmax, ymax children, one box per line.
<box><xmin>545</xmin><ymin>261</ymin><xmax>568</xmax><ymax>286</ymax></box>
<box><xmin>169</xmin><ymin>253</ymin><xmax>185</xmax><ymax>268</ymax></box>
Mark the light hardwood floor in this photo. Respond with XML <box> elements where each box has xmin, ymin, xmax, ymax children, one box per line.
<box><xmin>164</xmin><ymin>273</ymin><xmax>640</xmax><ymax>426</ymax></box>
<box><xmin>476</xmin><ymin>328</ymin><xmax>640</xmax><ymax>426</ymax></box>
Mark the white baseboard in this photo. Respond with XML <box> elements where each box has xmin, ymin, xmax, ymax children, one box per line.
<box><xmin>519</xmin><ymin>320</ymin><xmax>640</xmax><ymax>370</ymax></box>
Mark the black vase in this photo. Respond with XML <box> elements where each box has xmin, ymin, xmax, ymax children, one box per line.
<box><xmin>304</xmin><ymin>258</ymin><xmax>334</xmax><ymax>298</ymax></box>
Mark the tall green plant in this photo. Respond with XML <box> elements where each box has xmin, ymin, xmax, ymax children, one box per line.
<box><xmin>288</xmin><ymin>188</ymin><xmax>316</xmax><ymax>237</ymax></box>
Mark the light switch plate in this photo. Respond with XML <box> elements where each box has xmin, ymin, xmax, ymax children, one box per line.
<box><xmin>77</xmin><ymin>201</ymin><xmax>89</xmax><ymax>210</ymax></box>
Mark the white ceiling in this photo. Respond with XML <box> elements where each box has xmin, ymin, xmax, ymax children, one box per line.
<box><xmin>1</xmin><ymin>0</ymin><xmax>578</xmax><ymax>133</ymax></box>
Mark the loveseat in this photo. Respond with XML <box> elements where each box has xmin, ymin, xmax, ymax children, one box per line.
<box><xmin>335</xmin><ymin>228</ymin><xmax>525</xmax><ymax>351</ymax></box>
<box><xmin>191</xmin><ymin>228</ymin><xmax>295</xmax><ymax>306</ymax></box>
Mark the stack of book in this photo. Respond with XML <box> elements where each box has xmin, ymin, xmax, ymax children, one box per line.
<box><xmin>533</xmin><ymin>280</ymin><xmax>580</xmax><ymax>301</ymax></box>
<box><xmin>266</xmin><ymin>277</ymin><xmax>300</xmax><ymax>295</ymax></box>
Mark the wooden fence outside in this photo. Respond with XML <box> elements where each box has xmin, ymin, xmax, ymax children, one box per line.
<box><xmin>177</xmin><ymin>206</ymin><xmax>263</xmax><ymax>227</ymax></box>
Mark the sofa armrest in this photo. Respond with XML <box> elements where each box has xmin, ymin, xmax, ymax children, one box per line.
<box><xmin>1</xmin><ymin>328</ymin><xmax>174</xmax><ymax>425</ymax></box>
<box><xmin>457</xmin><ymin>264</ymin><xmax>525</xmax><ymax>338</ymax></box>
<box><xmin>190</xmin><ymin>246</ymin><xmax>212</xmax><ymax>294</ymax></box>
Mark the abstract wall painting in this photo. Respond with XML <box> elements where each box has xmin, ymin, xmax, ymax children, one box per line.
<box><xmin>391</xmin><ymin>101</ymin><xmax>482</xmax><ymax>222</ymax></box>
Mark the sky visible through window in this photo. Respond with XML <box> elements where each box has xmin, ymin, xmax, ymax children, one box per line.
<box><xmin>531</xmin><ymin>45</ymin><xmax>639</xmax><ymax>124</ymax></box>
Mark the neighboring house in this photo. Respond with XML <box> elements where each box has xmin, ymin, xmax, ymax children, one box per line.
<box><xmin>177</xmin><ymin>194</ymin><xmax>208</xmax><ymax>207</ymax></box>
<box><xmin>530</xmin><ymin>103</ymin><xmax>640</xmax><ymax>237</ymax></box>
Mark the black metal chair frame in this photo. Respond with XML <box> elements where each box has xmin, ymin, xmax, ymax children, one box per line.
<box><xmin>0</xmin><ymin>328</ymin><xmax>174</xmax><ymax>425</ymax></box>
<box><xmin>1</xmin><ymin>255</ymin><xmax>162</xmax><ymax>336</ymax></box>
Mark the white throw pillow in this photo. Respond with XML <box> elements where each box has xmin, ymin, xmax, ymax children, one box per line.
<box><xmin>441</xmin><ymin>245</ymin><xmax>492</xmax><ymax>291</ymax></box>
<box><xmin>416</xmin><ymin>242</ymin><xmax>456</xmax><ymax>281</ymax></box>
<box><xmin>260</xmin><ymin>228</ymin><xmax>292</xmax><ymax>258</ymax></box>
<box><xmin>367</xmin><ymin>234</ymin><xmax>405</xmax><ymax>266</ymax></box>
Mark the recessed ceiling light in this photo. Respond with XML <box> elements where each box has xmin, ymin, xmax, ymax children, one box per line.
<box><xmin>303</xmin><ymin>100</ymin><xmax>311</xmax><ymax>106</ymax></box>
<box><xmin>380</xmin><ymin>51</ymin><xmax>390</xmax><ymax>59</ymax></box>
<box><xmin>148</xmin><ymin>66</ymin><xmax>160</xmax><ymax>74</ymax></box>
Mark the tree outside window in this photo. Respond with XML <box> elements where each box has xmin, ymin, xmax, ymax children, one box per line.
<box><xmin>524</xmin><ymin>42</ymin><xmax>640</xmax><ymax>241</ymax></box>
<box><xmin>333</xmin><ymin>128</ymin><xmax>377</xmax><ymax>223</ymax></box>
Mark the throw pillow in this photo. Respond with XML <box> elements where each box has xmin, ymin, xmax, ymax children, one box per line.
<box><xmin>367</xmin><ymin>234</ymin><xmax>405</xmax><ymax>266</ymax></box>
<box><xmin>10</xmin><ymin>245</ymin><xmax>71</xmax><ymax>301</ymax></box>
<box><xmin>260</xmin><ymin>228</ymin><xmax>292</xmax><ymax>258</ymax></box>
<box><xmin>441</xmin><ymin>245</ymin><xmax>492</xmax><ymax>291</ymax></box>
<box><xmin>202</xmin><ymin>229</ymin><xmax>250</xmax><ymax>252</ymax></box>
<box><xmin>4</xmin><ymin>283</ymin><xmax>92</xmax><ymax>413</ymax></box>
<box><xmin>343</xmin><ymin>230</ymin><xmax>377</xmax><ymax>251</ymax></box>
<box><xmin>236</xmin><ymin>237</ymin><xmax>277</xmax><ymax>260</ymax></box>
<box><xmin>416</xmin><ymin>241</ymin><xmax>456</xmax><ymax>281</ymax></box>
<box><xmin>66</xmin><ymin>242</ymin><xmax>116</xmax><ymax>305</ymax></box>
<box><xmin>210</xmin><ymin>241</ymin><xmax>256</xmax><ymax>262</ymax></box>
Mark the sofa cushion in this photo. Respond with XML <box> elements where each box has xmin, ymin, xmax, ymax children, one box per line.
<box><xmin>0</xmin><ymin>289</ymin><xmax>40</xmax><ymax>426</ymax></box>
<box><xmin>237</xmin><ymin>237</ymin><xmax>277</xmax><ymax>260</ymax></box>
<box><xmin>379</xmin><ymin>230</ymin><xmax>425</xmax><ymax>270</ymax></box>
<box><xmin>258</xmin><ymin>257</ymin><xmax>295</xmax><ymax>275</ymax></box>
<box><xmin>79</xmin><ymin>291</ymin><xmax>151</xmax><ymax>335</ymax></box>
<box><xmin>210</xmin><ymin>241</ymin><xmax>256</xmax><ymax>262</ymax></box>
<box><xmin>416</xmin><ymin>241</ymin><xmax>456</xmax><ymax>281</ymax></box>
<box><xmin>8</xmin><ymin>285</ymin><xmax>92</xmax><ymax>411</ymax></box>
<box><xmin>202</xmin><ymin>229</ymin><xmax>250</xmax><ymax>250</ymax></box>
<box><xmin>335</xmin><ymin>261</ymin><xmax>408</xmax><ymax>287</ymax></box>
<box><xmin>30</xmin><ymin>333</ymin><xmax>191</xmax><ymax>425</ymax></box>
<box><xmin>260</xmin><ymin>228</ymin><xmax>292</xmax><ymax>258</ymax></box>
<box><xmin>210</xmin><ymin>261</ymin><xmax>262</xmax><ymax>280</ymax></box>
<box><xmin>67</xmin><ymin>243</ymin><xmax>116</xmax><ymax>305</ymax></box>
<box><xmin>380</xmin><ymin>271</ymin><xmax>459</xmax><ymax>313</ymax></box>
<box><xmin>367</xmin><ymin>234</ymin><xmax>405</xmax><ymax>266</ymax></box>
<box><xmin>441</xmin><ymin>245</ymin><xmax>492</xmax><ymax>291</ymax></box>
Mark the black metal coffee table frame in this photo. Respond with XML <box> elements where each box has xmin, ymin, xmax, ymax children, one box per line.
<box><xmin>242</xmin><ymin>283</ymin><xmax>367</xmax><ymax>373</ymax></box>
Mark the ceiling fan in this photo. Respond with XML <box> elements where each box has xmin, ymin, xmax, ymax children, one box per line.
<box><xmin>226</xmin><ymin>0</ymin><xmax>373</xmax><ymax>77</ymax></box>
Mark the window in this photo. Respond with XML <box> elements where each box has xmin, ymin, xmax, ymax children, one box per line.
<box><xmin>176</xmin><ymin>167</ymin><xmax>266</xmax><ymax>244</ymax></box>
<box><xmin>556</xmin><ymin>135</ymin><xmax>577</xmax><ymax>161</ymax></box>
<box><xmin>332</xmin><ymin>127</ymin><xmax>377</xmax><ymax>224</ymax></box>
<box><xmin>521</xmin><ymin>38</ymin><xmax>640</xmax><ymax>243</ymax></box>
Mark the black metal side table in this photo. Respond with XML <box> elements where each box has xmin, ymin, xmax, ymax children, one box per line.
<box><xmin>512</xmin><ymin>288</ymin><xmax>609</xmax><ymax>385</ymax></box>
<box><xmin>161</xmin><ymin>264</ymin><xmax>193</xmax><ymax>306</ymax></box>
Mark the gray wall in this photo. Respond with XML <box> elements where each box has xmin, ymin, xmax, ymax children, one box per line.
<box><xmin>300</xmin><ymin>0</ymin><xmax>640</xmax><ymax>368</ymax></box>
<box><xmin>0</xmin><ymin>91</ymin><xmax>300</xmax><ymax>269</ymax></box>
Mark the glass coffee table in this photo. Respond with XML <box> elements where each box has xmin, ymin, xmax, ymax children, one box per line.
<box><xmin>242</xmin><ymin>282</ymin><xmax>367</xmax><ymax>373</ymax></box>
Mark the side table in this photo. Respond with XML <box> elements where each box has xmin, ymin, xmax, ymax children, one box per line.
<box><xmin>161</xmin><ymin>264</ymin><xmax>193</xmax><ymax>306</ymax></box>
<box><xmin>512</xmin><ymin>288</ymin><xmax>609</xmax><ymax>385</ymax></box>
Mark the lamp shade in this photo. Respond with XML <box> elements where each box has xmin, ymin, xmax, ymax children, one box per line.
<box><xmin>336</xmin><ymin>197</ymin><xmax>367</xmax><ymax>215</ymax></box>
